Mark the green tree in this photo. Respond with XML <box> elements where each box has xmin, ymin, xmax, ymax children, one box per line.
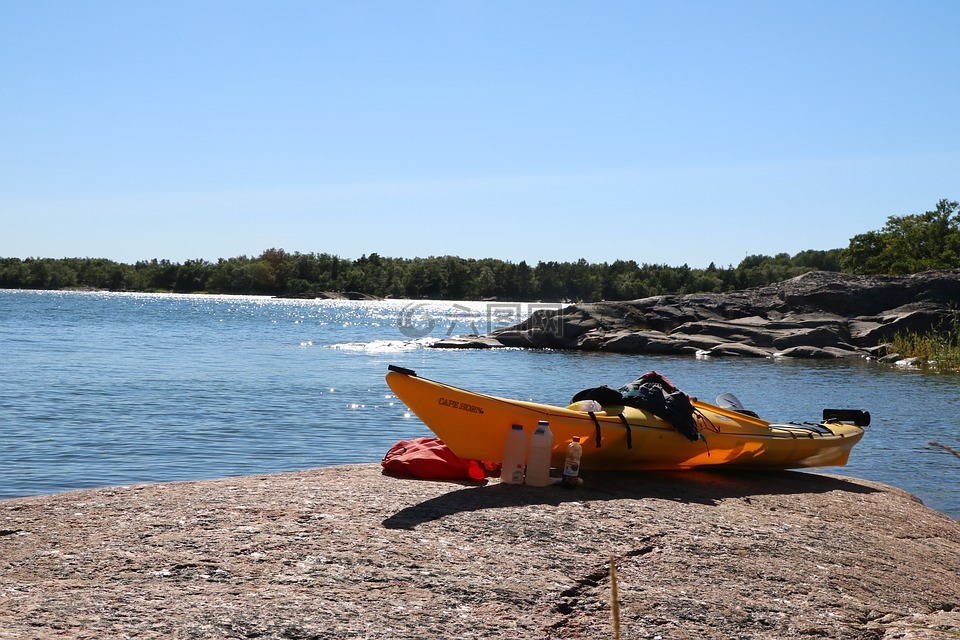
<box><xmin>841</xmin><ymin>199</ymin><xmax>960</xmax><ymax>274</ymax></box>
<box><xmin>174</xmin><ymin>259</ymin><xmax>211</xmax><ymax>292</ymax></box>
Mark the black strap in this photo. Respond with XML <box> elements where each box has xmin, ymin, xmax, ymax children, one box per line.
<box><xmin>617</xmin><ymin>414</ymin><xmax>633</xmax><ymax>449</ymax></box>
<box><xmin>587</xmin><ymin>411</ymin><xmax>602</xmax><ymax>448</ymax></box>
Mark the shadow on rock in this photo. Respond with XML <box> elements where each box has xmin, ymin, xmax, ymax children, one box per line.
<box><xmin>381</xmin><ymin>469</ymin><xmax>878</xmax><ymax>529</ymax></box>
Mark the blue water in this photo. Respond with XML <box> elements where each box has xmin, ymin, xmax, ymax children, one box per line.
<box><xmin>1</xmin><ymin>290</ymin><xmax>957</xmax><ymax>519</ymax></box>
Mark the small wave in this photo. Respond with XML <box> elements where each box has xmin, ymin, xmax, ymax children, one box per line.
<box><xmin>329</xmin><ymin>337</ymin><xmax>439</xmax><ymax>353</ymax></box>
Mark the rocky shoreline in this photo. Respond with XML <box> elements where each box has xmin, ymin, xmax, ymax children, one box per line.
<box><xmin>2</xmin><ymin>464</ymin><xmax>958</xmax><ymax>639</ymax></box>
<box><xmin>434</xmin><ymin>269</ymin><xmax>960</xmax><ymax>361</ymax></box>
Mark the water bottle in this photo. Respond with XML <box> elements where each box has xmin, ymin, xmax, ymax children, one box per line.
<box><xmin>501</xmin><ymin>424</ymin><xmax>527</xmax><ymax>485</ymax></box>
<box><xmin>562</xmin><ymin>436</ymin><xmax>583</xmax><ymax>489</ymax></box>
<box><xmin>525</xmin><ymin>420</ymin><xmax>554</xmax><ymax>486</ymax></box>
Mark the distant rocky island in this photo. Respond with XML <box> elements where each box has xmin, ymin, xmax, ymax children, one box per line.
<box><xmin>276</xmin><ymin>290</ymin><xmax>380</xmax><ymax>300</ymax></box>
<box><xmin>434</xmin><ymin>269</ymin><xmax>960</xmax><ymax>362</ymax></box>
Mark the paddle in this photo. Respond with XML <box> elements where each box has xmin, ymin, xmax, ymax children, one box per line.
<box><xmin>693</xmin><ymin>399</ymin><xmax>871</xmax><ymax>428</ymax></box>
<box><xmin>691</xmin><ymin>398</ymin><xmax>771</xmax><ymax>427</ymax></box>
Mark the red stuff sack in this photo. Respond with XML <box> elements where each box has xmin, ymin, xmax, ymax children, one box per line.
<box><xmin>381</xmin><ymin>437</ymin><xmax>500</xmax><ymax>481</ymax></box>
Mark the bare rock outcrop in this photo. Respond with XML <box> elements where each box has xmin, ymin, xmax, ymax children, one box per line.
<box><xmin>2</xmin><ymin>464</ymin><xmax>958</xmax><ymax>639</ymax></box>
<box><xmin>435</xmin><ymin>270</ymin><xmax>960</xmax><ymax>359</ymax></box>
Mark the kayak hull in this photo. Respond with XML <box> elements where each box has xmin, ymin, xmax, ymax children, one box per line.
<box><xmin>385</xmin><ymin>369</ymin><xmax>865</xmax><ymax>471</ymax></box>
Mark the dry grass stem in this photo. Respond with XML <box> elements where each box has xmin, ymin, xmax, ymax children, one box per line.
<box><xmin>930</xmin><ymin>441</ymin><xmax>960</xmax><ymax>460</ymax></box>
<box><xmin>610</xmin><ymin>554</ymin><xmax>621</xmax><ymax>640</ymax></box>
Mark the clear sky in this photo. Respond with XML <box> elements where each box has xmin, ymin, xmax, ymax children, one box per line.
<box><xmin>2</xmin><ymin>1</ymin><xmax>957</xmax><ymax>268</ymax></box>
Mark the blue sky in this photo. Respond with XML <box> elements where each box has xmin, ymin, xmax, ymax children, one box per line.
<box><xmin>2</xmin><ymin>1</ymin><xmax>957</xmax><ymax>268</ymax></box>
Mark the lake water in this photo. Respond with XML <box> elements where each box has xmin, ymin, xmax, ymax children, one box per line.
<box><xmin>1</xmin><ymin>289</ymin><xmax>957</xmax><ymax>520</ymax></box>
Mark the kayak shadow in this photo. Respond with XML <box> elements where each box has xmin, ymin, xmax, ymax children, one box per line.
<box><xmin>381</xmin><ymin>470</ymin><xmax>880</xmax><ymax>530</ymax></box>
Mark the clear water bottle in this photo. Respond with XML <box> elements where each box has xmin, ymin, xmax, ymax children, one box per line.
<box><xmin>501</xmin><ymin>424</ymin><xmax>527</xmax><ymax>485</ymax></box>
<box><xmin>562</xmin><ymin>436</ymin><xmax>583</xmax><ymax>489</ymax></box>
<box><xmin>525</xmin><ymin>420</ymin><xmax>553</xmax><ymax>487</ymax></box>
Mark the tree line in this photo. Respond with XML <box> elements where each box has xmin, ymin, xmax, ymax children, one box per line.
<box><xmin>1</xmin><ymin>199</ymin><xmax>956</xmax><ymax>301</ymax></box>
<box><xmin>0</xmin><ymin>250</ymin><xmax>842</xmax><ymax>301</ymax></box>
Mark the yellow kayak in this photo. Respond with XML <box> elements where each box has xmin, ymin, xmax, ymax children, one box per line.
<box><xmin>385</xmin><ymin>365</ymin><xmax>867</xmax><ymax>471</ymax></box>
